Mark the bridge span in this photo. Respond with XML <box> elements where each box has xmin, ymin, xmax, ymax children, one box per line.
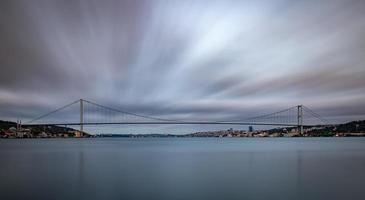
<box><xmin>22</xmin><ymin>99</ymin><xmax>328</xmax><ymax>136</ymax></box>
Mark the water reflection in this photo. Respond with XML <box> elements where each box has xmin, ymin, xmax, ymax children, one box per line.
<box><xmin>78</xmin><ymin>150</ymin><xmax>84</xmax><ymax>200</ymax></box>
<box><xmin>296</xmin><ymin>150</ymin><xmax>302</xmax><ymax>200</ymax></box>
<box><xmin>1</xmin><ymin>138</ymin><xmax>365</xmax><ymax>200</ymax></box>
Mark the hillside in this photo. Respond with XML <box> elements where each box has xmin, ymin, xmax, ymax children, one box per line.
<box><xmin>0</xmin><ymin>120</ymin><xmax>90</xmax><ymax>138</ymax></box>
<box><xmin>0</xmin><ymin>120</ymin><xmax>17</xmax><ymax>130</ymax></box>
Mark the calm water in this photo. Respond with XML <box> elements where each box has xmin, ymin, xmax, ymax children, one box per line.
<box><xmin>1</xmin><ymin>138</ymin><xmax>365</xmax><ymax>200</ymax></box>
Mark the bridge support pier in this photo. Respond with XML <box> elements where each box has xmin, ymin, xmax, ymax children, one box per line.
<box><xmin>297</xmin><ymin>105</ymin><xmax>303</xmax><ymax>135</ymax></box>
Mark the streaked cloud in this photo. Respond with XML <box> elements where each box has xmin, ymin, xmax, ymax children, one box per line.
<box><xmin>1</xmin><ymin>0</ymin><xmax>365</xmax><ymax>129</ymax></box>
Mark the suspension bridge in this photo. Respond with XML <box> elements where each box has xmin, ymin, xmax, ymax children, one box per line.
<box><xmin>22</xmin><ymin>99</ymin><xmax>328</xmax><ymax>135</ymax></box>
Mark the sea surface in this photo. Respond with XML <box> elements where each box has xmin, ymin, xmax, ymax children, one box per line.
<box><xmin>0</xmin><ymin>138</ymin><xmax>365</xmax><ymax>200</ymax></box>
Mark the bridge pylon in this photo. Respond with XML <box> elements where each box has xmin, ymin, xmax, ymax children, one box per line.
<box><xmin>297</xmin><ymin>105</ymin><xmax>303</xmax><ymax>135</ymax></box>
<box><xmin>80</xmin><ymin>99</ymin><xmax>84</xmax><ymax>137</ymax></box>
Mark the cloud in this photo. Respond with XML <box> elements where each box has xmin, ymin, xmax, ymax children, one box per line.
<box><xmin>0</xmin><ymin>0</ymin><xmax>365</xmax><ymax>130</ymax></box>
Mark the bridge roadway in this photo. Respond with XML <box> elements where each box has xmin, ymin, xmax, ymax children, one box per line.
<box><xmin>23</xmin><ymin>121</ymin><xmax>304</xmax><ymax>126</ymax></box>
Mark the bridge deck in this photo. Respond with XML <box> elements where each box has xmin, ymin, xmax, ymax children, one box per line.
<box><xmin>23</xmin><ymin>122</ymin><xmax>304</xmax><ymax>126</ymax></box>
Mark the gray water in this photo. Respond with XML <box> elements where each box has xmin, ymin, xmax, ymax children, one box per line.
<box><xmin>0</xmin><ymin>138</ymin><xmax>365</xmax><ymax>200</ymax></box>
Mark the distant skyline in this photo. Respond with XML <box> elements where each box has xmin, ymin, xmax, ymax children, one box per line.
<box><xmin>1</xmin><ymin>0</ymin><xmax>365</xmax><ymax>128</ymax></box>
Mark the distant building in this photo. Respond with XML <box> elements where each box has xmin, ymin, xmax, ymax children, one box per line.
<box><xmin>40</xmin><ymin>132</ymin><xmax>48</xmax><ymax>138</ymax></box>
<box><xmin>74</xmin><ymin>131</ymin><xmax>81</xmax><ymax>138</ymax></box>
<box><xmin>67</xmin><ymin>130</ymin><xmax>82</xmax><ymax>138</ymax></box>
<box><xmin>16</xmin><ymin>132</ymin><xmax>24</xmax><ymax>138</ymax></box>
<box><xmin>249</xmin><ymin>126</ymin><xmax>253</xmax><ymax>132</ymax></box>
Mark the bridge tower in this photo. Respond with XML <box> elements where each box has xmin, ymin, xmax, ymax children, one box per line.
<box><xmin>80</xmin><ymin>99</ymin><xmax>84</xmax><ymax>137</ymax></box>
<box><xmin>297</xmin><ymin>105</ymin><xmax>303</xmax><ymax>135</ymax></box>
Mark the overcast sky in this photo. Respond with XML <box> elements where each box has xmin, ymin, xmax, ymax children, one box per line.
<box><xmin>1</xmin><ymin>0</ymin><xmax>365</xmax><ymax>131</ymax></box>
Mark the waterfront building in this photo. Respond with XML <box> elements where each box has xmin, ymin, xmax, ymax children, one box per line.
<box><xmin>249</xmin><ymin>126</ymin><xmax>253</xmax><ymax>132</ymax></box>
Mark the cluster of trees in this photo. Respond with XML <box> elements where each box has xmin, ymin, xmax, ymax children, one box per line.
<box><xmin>0</xmin><ymin>120</ymin><xmax>16</xmax><ymax>130</ymax></box>
<box><xmin>335</xmin><ymin>120</ymin><xmax>365</xmax><ymax>133</ymax></box>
